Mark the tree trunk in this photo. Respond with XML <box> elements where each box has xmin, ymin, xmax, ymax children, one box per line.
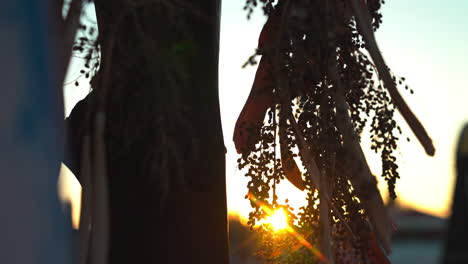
<box><xmin>65</xmin><ymin>0</ymin><xmax>229</xmax><ymax>263</ymax></box>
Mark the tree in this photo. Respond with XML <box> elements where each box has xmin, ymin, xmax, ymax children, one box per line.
<box><xmin>62</xmin><ymin>0</ymin><xmax>229</xmax><ymax>263</ymax></box>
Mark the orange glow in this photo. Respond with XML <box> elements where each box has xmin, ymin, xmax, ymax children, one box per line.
<box><xmin>246</xmin><ymin>192</ymin><xmax>328</xmax><ymax>262</ymax></box>
<box><xmin>58</xmin><ymin>165</ymin><xmax>82</xmax><ymax>229</ymax></box>
<box><xmin>263</xmin><ymin>208</ymin><xmax>289</xmax><ymax>232</ymax></box>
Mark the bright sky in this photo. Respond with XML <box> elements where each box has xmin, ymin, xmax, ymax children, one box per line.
<box><xmin>59</xmin><ymin>0</ymin><xmax>468</xmax><ymax>228</ymax></box>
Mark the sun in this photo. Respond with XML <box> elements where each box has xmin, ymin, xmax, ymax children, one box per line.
<box><xmin>263</xmin><ymin>208</ymin><xmax>289</xmax><ymax>232</ymax></box>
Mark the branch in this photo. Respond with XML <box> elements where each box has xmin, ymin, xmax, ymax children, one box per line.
<box><xmin>328</xmin><ymin>50</ymin><xmax>392</xmax><ymax>254</ymax></box>
<box><xmin>287</xmin><ymin>107</ymin><xmax>357</xmax><ymax>243</ymax></box>
<box><xmin>350</xmin><ymin>0</ymin><xmax>435</xmax><ymax>156</ymax></box>
<box><xmin>275</xmin><ymin>0</ymin><xmax>356</xmax><ymax>249</ymax></box>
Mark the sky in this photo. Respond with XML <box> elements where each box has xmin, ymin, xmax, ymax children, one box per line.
<box><xmin>59</xmin><ymin>0</ymin><xmax>468</xmax><ymax>227</ymax></box>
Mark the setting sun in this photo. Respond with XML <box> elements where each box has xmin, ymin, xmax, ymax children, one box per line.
<box><xmin>263</xmin><ymin>208</ymin><xmax>289</xmax><ymax>232</ymax></box>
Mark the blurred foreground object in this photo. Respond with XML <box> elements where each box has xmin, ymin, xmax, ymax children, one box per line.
<box><xmin>442</xmin><ymin>124</ymin><xmax>468</xmax><ymax>263</ymax></box>
<box><xmin>0</xmin><ymin>2</ymin><xmax>72</xmax><ymax>264</ymax></box>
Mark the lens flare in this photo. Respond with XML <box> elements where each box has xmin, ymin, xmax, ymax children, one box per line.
<box><xmin>263</xmin><ymin>208</ymin><xmax>289</xmax><ymax>232</ymax></box>
<box><xmin>247</xmin><ymin>192</ymin><xmax>327</xmax><ymax>262</ymax></box>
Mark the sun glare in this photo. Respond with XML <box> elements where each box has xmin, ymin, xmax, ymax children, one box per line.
<box><xmin>263</xmin><ymin>208</ymin><xmax>289</xmax><ymax>232</ymax></box>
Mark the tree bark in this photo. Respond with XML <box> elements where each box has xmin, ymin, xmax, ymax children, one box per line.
<box><xmin>65</xmin><ymin>0</ymin><xmax>229</xmax><ymax>263</ymax></box>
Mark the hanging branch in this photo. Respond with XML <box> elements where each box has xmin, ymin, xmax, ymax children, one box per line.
<box><xmin>349</xmin><ymin>0</ymin><xmax>435</xmax><ymax>156</ymax></box>
<box><xmin>279</xmin><ymin>116</ymin><xmax>305</xmax><ymax>191</ymax></box>
<box><xmin>274</xmin><ymin>0</ymin><xmax>355</xmax><ymax>244</ymax></box>
<box><xmin>283</xmin><ymin>85</ymin><xmax>356</xmax><ymax>242</ymax></box>
<box><xmin>324</xmin><ymin>1</ymin><xmax>392</xmax><ymax>252</ymax></box>
<box><xmin>237</xmin><ymin>0</ymin><xmax>433</xmax><ymax>263</ymax></box>
<box><xmin>328</xmin><ymin>53</ymin><xmax>392</xmax><ymax>254</ymax></box>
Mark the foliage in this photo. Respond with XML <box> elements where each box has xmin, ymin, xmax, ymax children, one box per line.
<box><xmin>237</xmin><ymin>0</ymin><xmax>434</xmax><ymax>263</ymax></box>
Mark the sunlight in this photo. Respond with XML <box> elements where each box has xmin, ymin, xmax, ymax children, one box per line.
<box><xmin>263</xmin><ymin>208</ymin><xmax>289</xmax><ymax>232</ymax></box>
<box><xmin>58</xmin><ymin>164</ymin><xmax>82</xmax><ymax>229</ymax></box>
